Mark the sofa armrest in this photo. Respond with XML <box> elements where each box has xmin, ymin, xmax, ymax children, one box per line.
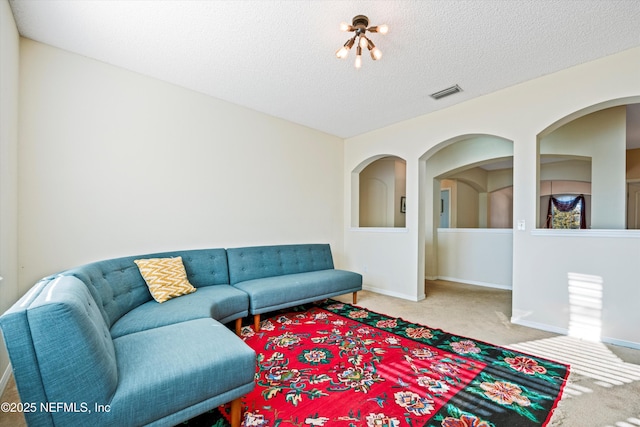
<box><xmin>0</xmin><ymin>280</ymin><xmax>55</xmax><ymax>427</ymax></box>
<box><xmin>1</xmin><ymin>276</ymin><xmax>119</xmax><ymax>426</ymax></box>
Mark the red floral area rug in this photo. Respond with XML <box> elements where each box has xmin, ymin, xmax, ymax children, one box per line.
<box><xmin>222</xmin><ymin>300</ymin><xmax>569</xmax><ymax>427</ymax></box>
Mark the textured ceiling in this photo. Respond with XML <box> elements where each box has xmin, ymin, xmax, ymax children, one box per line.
<box><xmin>8</xmin><ymin>0</ymin><xmax>640</xmax><ymax>139</ymax></box>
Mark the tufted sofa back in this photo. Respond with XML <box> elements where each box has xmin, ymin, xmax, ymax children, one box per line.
<box><xmin>0</xmin><ymin>275</ymin><xmax>118</xmax><ymax>427</ymax></box>
<box><xmin>59</xmin><ymin>248</ymin><xmax>229</xmax><ymax>328</ymax></box>
<box><xmin>227</xmin><ymin>244</ymin><xmax>334</xmax><ymax>285</ymax></box>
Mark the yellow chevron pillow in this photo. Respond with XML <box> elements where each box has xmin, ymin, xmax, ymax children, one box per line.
<box><xmin>134</xmin><ymin>256</ymin><xmax>196</xmax><ymax>303</ymax></box>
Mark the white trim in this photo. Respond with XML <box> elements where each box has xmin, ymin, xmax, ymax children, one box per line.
<box><xmin>436</xmin><ymin>276</ymin><xmax>512</xmax><ymax>290</ymax></box>
<box><xmin>602</xmin><ymin>336</ymin><xmax>640</xmax><ymax>350</ymax></box>
<box><xmin>531</xmin><ymin>229</ymin><xmax>640</xmax><ymax>238</ymax></box>
<box><xmin>510</xmin><ymin>318</ymin><xmax>640</xmax><ymax>350</ymax></box>
<box><xmin>362</xmin><ymin>285</ymin><xmax>425</xmax><ymax>302</ymax></box>
<box><xmin>510</xmin><ymin>317</ymin><xmax>569</xmax><ymax>336</ymax></box>
<box><xmin>0</xmin><ymin>364</ymin><xmax>11</xmax><ymax>396</ymax></box>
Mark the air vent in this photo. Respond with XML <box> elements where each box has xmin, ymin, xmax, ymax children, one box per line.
<box><xmin>430</xmin><ymin>84</ymin><xmax>462</xmax><ymax>100</ymax></box>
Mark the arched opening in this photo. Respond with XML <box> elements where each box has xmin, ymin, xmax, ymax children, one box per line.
<box><xmin>352</xmin><ymin>155</ymin><xmax>406</xmax><ymax>228</ymax></box>
<box><xmin>537</xmin><ymin>101</ymin><xmax>640</xmax><ymax>230</ymax></box>
<box><xmin>420</xmin><ymin>135</ymin><xmax>514</xmax><ymax>290</ymax></box>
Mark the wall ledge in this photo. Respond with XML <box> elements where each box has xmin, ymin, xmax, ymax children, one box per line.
<box><xmin>531</xmin><ymin>229</ymin><xmax>640</xmax><ymax>238</ymax></box>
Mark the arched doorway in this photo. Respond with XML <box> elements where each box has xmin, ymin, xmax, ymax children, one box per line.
<box><xmin>419</xmin><ymin>135</ymin><xmax>515</xmax><ymax>291</ymax></box>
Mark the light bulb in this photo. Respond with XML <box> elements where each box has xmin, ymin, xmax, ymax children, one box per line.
<box><xmin>359</xmin><ymin>36</ymin><xmax>368</xmax><ymax>48</ymax></box>
<box><xmin>335</xmin><ymin>37</ymin><xmax>356</xmax><ymax>59</ymax></box>
<box><xmin>355</xmin><ymin>46</ymin><xmax>362</xmax><ymax>68</ymax></box>
<box><xmin>377</xmin><ymin>24</ymin><xmax>389</xmax><ymax>34</ymax></box>
<box><xmin>340</xmin><ymin>22</ymin><xmax>352</xmax><ymax>32</ymax></box>
<box><xmin>365</xmin><ymin>38</ymin><xmax>381</xmax><ymax>60</ymax></box>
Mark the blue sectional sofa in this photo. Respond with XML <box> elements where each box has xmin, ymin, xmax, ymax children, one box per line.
<box><xmin>0</xmin><ymin>243</ymin><xmax>361</xmax><ymax>427</ymax></box>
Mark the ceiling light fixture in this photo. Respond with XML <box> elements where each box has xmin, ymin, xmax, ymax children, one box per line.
<box><xmin>336</xmin><ymin>15</ymin><xmax>388</xmax><ymax>69</ymax></box>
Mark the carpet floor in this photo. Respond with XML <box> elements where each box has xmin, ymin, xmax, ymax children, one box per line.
<box><xmin>2</xmin><ymin>281</ymin><xmax>639</xmax><ymax>427</ymax></box>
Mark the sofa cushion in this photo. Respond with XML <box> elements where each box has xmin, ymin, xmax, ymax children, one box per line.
<box><xmin>134</xmin><ymin>256</ymin><xmax>197</xmax><ymax>303</ymax></box>
<box><xmin>227</xmin><ymin>243</ymin><xmax>335</xmax><ymax>285</ymax></box>
<box><xmin>44</xmin><ymin>318</ymin><xmax>256</xmax><ymax>426</ymax></box>
<box><xmin>110</xmin><ymin>285</ymin><xmax>249</xmax><ymax>338</ymax></box>
<box><xmin>233</xmin><ymin>269</ymin><xmax>362</xmax><ymax>314</ymax></box>
<box><xmin>112</xmin><ymin>319</ymin><xmax>255</xmax><ymax>426</ymax></box>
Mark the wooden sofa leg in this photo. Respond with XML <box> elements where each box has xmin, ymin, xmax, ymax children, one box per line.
<box><xmin>235</xmin><ymin>318</ymin><xmax>242</xmax><ymax>335</ymax></box>
<box><xmin>254</xmin><ymin>314</ymin><xmax>261</xmax><ymax>332</ymax></box>
<box><xmin>230</xmin><ymin>397</ymin><xmax>242</xmax><ymax>427</ymax></box>
<box><xmin>353</xmin><ymin>291</ymin><xmax>358</xmax><ymax>304</ymax></box>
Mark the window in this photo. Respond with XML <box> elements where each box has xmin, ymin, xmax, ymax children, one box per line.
<box><xmin>545</xmin><ymin>195</ymin><xmax>586</xmax><ymax>229</ymax></box>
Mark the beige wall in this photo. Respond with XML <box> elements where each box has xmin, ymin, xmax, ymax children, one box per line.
<box><xmin>627</xmin><ymin>148</ymin><xmax>640</xmax><ymax>180</ymax></box>
<box><xmin>489</xmin><ymin>187</ymin><xmax>513</xmax><ymax>228</ymax></box>
<box><xmin>455</xmin><ymin>181</ymin><xmax>479</xmax><ymax>228</ymax></box>
<box><xmin>344</xmin><ymin>46</ymin><xmax>640</xmax><ymax>347</ymax></box>
<box><xmin>0</xmin><ymin>0</ymin><xmax>19</xmax><ymax>387</ymax></box>
<box><xmin>18</xmin><ymin>39</ymin><xmax>346</xmax><ymax>292</ymax></box>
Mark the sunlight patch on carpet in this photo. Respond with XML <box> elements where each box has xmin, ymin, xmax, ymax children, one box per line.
<box><xmin>603</xmin><ymin>415</ymin><xmax>640</xmax><ymax>427</ymax></box>
<box><xmin>508</xmin><ymin>336</ymin><xmax>640</xmax><ymax>396</ymax></box>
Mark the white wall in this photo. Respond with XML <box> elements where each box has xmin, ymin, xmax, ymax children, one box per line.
<box><xmin>344</xmin><ymin>46</ymin><xmax>640</xmax><ymax>347</ymax></box>
<box><xmin>437</xmin><ymin>229</ymin><xmax>512</xmax><ymax>288</ymax></box>
<box><xmin>0</xmin><ymin>0</ymin><xmax>19</xmax><ymax>389</ymax></box>
<box><xmin>18</xmin><ymin>39</ymin><xmax>346</xmax><ymax>291</ymax></box>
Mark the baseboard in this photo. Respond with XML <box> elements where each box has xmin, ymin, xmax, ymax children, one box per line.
<box><xmin>511</xmin><ymin>318</ymin><xmax>640</xmax><ymax>350</ymax></box>
<box><xmin>510</xmin><ymin>317</ymin><xmax>569</xmax><ymax>336</ymax></box>
<box><xmin>362</xmin><ymin>285</ymin><xmax>424</xmax><ymax>302</ymax></box>
<box><xmin>601</xmin><ymin>336</ymin><xmax>640</xmax><ymax>350</ymax></box>
<box><xmin>435</xmin><ymin>276</ymin><xmax>512</xmax><ymax>290</ymax></box>
<box><xmin>0</xmin><ymin>363</ymin><xmax>11</xmax><ymax>397</ymax></box>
